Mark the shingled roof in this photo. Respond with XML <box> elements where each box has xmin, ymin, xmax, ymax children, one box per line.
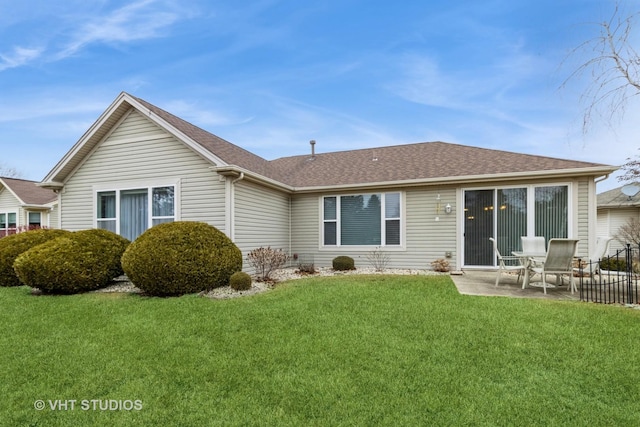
<box><xmin>0</xmin><ymin>177</ymin><xmax>57</xmax><ymax>205</ymax></box>
<box><xmin>598</xmin><ymin>185</ymin><xmax>640</xmax><ymax>208</ymax></box>
<box><xmin>128</xmin><ymin>95</ymin><xmax>614</xmax><ymax>189</ymax></box>
<box><xmin>41</xmin><ymin>92</ymin><xmax>617</xmax><ymax>191</ymax></box>
<box><xmin>270</xmin><ymin>142</ymin><xmax>610</xmax><ymax>188</ymax></box>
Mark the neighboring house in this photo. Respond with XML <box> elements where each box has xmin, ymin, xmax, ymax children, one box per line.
<box><xmin>40</xmin><ymin>92</ymin><xmax>617</xmax><ymax>271</ymax></box>
<box><xmin>597</xmin><ymin>185</ymin><xmax>640</xmax><ymax>254</ymax></box>
<box><xmin>0</xmin><ymin>177</ymin><xmax>58</xmax><ymax>236</ymax></box>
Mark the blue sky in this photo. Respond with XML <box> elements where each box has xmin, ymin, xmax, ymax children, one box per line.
<box><xmin>1</xmin><ymin>0</ymin><xmax>638</xmax><ymax>192</ymax></box>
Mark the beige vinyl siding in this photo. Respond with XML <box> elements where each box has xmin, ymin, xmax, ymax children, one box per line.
<box><xmin>290</xmin><ymin>193</ymin><xmax>324</xmax><ymax>264</ymax></box>
<box><xmin>0</xmin><ymin>189</ymin><xmax>19</xmax><ymax>210</ymax></box>
<box><xmin>48</xmin><ymin>203</ymin><xmax>59</xmax><ymax>229</ymax></box>
<box><xmin>575</xmin><ymin>179</ymin><xmax>590</xmax><ymax>258</ymax></box>
<box><xmin>290</xmin><ymin>187</ymin><xmax>451</xmax><ymax>270</ymax></box>
<box><xmin>290</xmin><ymin>177</ymin><xmax>596</xmax><ymax>271</ymax></box>
<box><xmin>61</xmin><ymin>109</ymin><xmax>226</xmax><ymax>232</ymax></box>
<box><xmin>597</xmin><ymin>209</ymin><xmax>610</xmax><ymax>240</ymax></box>
<box><xmin>600</xmin><ymin>207</ymin><xmax>640</xmax><ymax>253</ymax></box>
<box><xmin>291</xmin><ymin>194</ymin><xmax>322</xmax><ymax>266</ymax></box>
<box><xmin>233</xmin><ymin>181</ymin><xmax>290</xmax><ymax>270</ymax></box>
<box><xmin>405</xmin><ymin>187</ymin><xmax>457</xmax><ymax>268</ymax></box>
<box><xmin>0</xmin><ymin>189</ymin><xmax>21</xmax><ymax>229</ymax></box>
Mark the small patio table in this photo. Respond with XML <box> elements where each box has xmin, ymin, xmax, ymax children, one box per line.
<box><xmin>512</xmin><ymin>251</ymin><xmax>546</xmax><ymax>287</ymax></box>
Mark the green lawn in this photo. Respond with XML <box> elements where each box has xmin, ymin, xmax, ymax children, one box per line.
<box><xmin>1</xmin><ymin>275</ymin><xmax>639</xmax><ymax>426</ymax></box>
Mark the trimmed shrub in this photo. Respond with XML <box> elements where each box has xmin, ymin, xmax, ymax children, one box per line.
<box><xmin>122</xmin><ymin>221</ymin><xmax>242</xmax><ymax>296</ymax></box>
<box><xmin>599</xmin><ymin>257</ymin><xmax>627</xmax><ymax>272</ymax></box>
<box><xmin>13</xmin><ymin>229</ymin><xmax>130</xmax><ymax>294</ymax></box>
<box><xmin>0</xmin><ymin>228</ymin><xmax>71</xmax><ymax>287</ymax></box>
<box><xmin>332</xmin><ymin>256</ymin><xmax>355</xmax><ymax>271</ymax></box>
<box><xmin>229</xmin><ymin>271</ymin><xmax>252</xmax><ymax>291</ymax></box>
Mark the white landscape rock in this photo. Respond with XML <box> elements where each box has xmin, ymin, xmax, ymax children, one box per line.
<box><xmin>96</xmin><ymin>267</ymin><xmax>442</xmax><ymax>299</ymax></box>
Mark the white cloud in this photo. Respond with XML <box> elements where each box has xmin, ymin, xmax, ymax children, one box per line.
<box><xmin>56</xmin><ymin>0</ymin><xmax>180</xmax><ymax>59</ymax></box>
<box><xmin>0</xmin><ymin>0</ymin><xmax>184</xmax><ymax>70</ymax></box>
<box><xmin>0</xmin><ymin>46</ymin><xmax>43</xmax><ymax>71</ymax></box>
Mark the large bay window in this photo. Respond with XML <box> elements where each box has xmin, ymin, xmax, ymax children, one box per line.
<box><xmin>323</xmin><ymin>192</ymin><xmax>401</xmax><ymax>246</ymax></box>
<box><xmin>97</xmin><ymin>186</ymin><xmax>175</xmax><ymax>241</ymax></box>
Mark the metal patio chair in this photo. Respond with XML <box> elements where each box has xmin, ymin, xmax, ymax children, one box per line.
<box><xmin>489</xmin><ymin>237</ymin><xmax>526</xmax><ymax>287</ymax></box>
<box><xmin>528</xmin><ymin>238</ymin><xmax>579</xmax><ymax>294</ymax></box>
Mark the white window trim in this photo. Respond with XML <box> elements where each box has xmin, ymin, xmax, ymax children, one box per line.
<box><xmin>0</xmin><ymin>211</ymin><xmax>18</xmax><ymax>232</ymax></box>
<box><xmin>320</xmin><ymin>191</ymin><xmax>405</xmax><ymax>250</ymax></box>
<box><xmin>93</xmin><ymin>179</ymin><xmax>181</xmax><ymax>236</ymax></box>
<box><xmin>459</xmin><ymin>182</ymin><xmax>574</xmax><ymax>268</ymax></box>
<box><xmin>27</xmin><ymin>211</ymin><xmax>42</xmax><ymax>228</ymax></box>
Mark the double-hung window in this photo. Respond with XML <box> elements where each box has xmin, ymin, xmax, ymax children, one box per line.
<box><xmin>97</xmin><ymin>186</ymin><xmax>175</xmax><ymax>241</ymax></box>
<box><xmin>0</xmin><ymin>212</ymin><xmax>17</xmax><ymax>237</ymax></box>
<box><xmin>323</xmin><ymin>192</ymin><xmax>402</xmax><ymax>247</ymax></box>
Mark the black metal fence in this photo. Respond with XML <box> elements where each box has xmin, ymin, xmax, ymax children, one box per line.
<box><xmin>578</xmin><ymin>244</ymin><xmax>640</xmax><ymax>305</ymax></box>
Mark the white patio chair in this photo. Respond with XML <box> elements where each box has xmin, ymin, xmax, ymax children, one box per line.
<box><xmin>520</xmin><ymin>236</ymin><xmax>546</xmax><ymax>284</ymax></box>
<box><xmin>573</xmin><ymin>236</ymin><xmax>613</xmax><ymax>278</ymax></box>
<box><xmin>528</xmin><ymin>239</ymin><xmax>579</xmax><ymax>294</ymax></box>
<box><xmin>521</xmin><ymin>236</ymin><xmax>546</xmax><ymax>255</ymax></box>
<box><xmin>489</xmin><ymin>238</ymin><xmax>526</xmax><ymax>287</ymax></box>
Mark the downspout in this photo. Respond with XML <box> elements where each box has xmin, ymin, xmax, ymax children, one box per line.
<box><xmin>54</xmin><ymin>188</ymin><xmax>62</xmax><ymax>230</ymax></box>
<box><xmin>229</xmin><ymin>173</ymin><xmax>244</xmax><ymax>241</ymax></box>
<box><xmin>289</xmin><ymin>196</ymin><xmax>292</xmax><ymax>263</ymax></box>
<box><xmin>232</xmin><ymin>172</ymin><xmax>245</xmax><ymax>185</ymax></box>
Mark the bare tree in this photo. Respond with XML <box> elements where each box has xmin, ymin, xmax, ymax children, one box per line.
<box><xmin>0</xmin><ymin>163</ymin><xmax>22</xmax><ymax>178</ymax></box>
<box><xmin>615</xmin><ymin>217</ymin><xmax>640</xmax><ymax>246</ymax></box>
<box><xmin>563</xmin><ymin>4</ymin><xmax>640</xmax><ymax>134</ymax></box>
<box><xmin>563</xmin><ymin>4</ymin><xmax>640</xmax><ymax>183</ymax></box>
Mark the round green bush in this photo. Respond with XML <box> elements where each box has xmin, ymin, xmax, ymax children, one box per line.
<box><xmin>0</xmin><ymin>228</ymin><xmax>71</xmax><ymax>287</ymax></box>
<box><xmin>229</xmin><ymin>271</ymin><xmax>252</xmax><ymax>291</ymax></box>
<box><xmin>13</xmin><ymin>229</ymin><xmax>130</xmax><ymax>294</ymax></box>
<box><xmin>121</xmin><ymin>221</ymin><xmax>242</xmax><ymax>296</ymax></box>
<box><xmin>599</xmin><ymin>257</ymin><xmax>627</xmax><ymax>272</ymax></box>
<box><xmin>332</xmin><ymin>255</ymin><xmax>355</xmax><ymax>271</ymax></box>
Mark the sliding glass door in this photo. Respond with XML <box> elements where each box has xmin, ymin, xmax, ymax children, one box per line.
<box><xmin>464</xmin><ymin>185</ymin><xmax>569</xmax><ymax>267</ymax></box>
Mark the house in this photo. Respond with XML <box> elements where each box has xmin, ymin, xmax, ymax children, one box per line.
<box><xmin>597</xmin><ymin>185</ymin><xmax>640</xmax><ymax>254</ymax></box>
<box><xmin>40</xmin><ymin>92</ymin><xmax>617</xmax><ymax>271</ymax></box>
<box><xmin>0</xmin><ymin>177</ymin><xmax>58</xmax><ymax>236</ymax></box>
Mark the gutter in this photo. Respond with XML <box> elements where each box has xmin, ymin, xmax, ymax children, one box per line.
<box><xmin>291</xmin><ymin>166</ymin><xmax>620</xmax><ymax>194</ymax></box>
<box><xmin>214</xmin><ymin>165</ymin><xmax>618</xmax><ymax>195</ymax></box>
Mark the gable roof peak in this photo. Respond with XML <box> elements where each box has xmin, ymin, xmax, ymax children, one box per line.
<box><xmin>0</xmin><ymin>176</ymin><xmax>57</xmax><ymax>205</ymax></box>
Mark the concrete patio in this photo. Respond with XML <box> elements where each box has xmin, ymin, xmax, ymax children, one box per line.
<box><xmin>449</xmin><ymin>270</ymin><xmax>579</xmax><ymax>301</ymax></box>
